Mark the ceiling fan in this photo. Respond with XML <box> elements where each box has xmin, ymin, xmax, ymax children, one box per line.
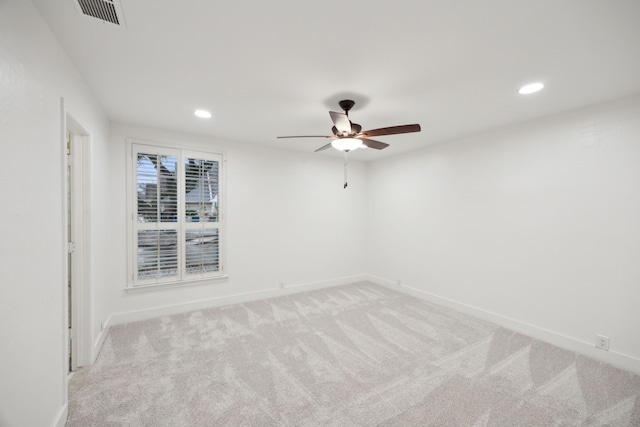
<box><xmin>278</xmin><ymin>99</ymin><xmax>421</xmax><ymax>188</ymax></box>
<box><xmin>277</xmin><ymin>99</ymin><xmax>421</xmax><ymax>153</ymax></box>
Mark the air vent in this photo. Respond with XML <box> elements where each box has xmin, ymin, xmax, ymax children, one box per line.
<box><xmin>76</xmin><ymin>0</ymin><xmax>125</xmax><ymax>26</ymax></box>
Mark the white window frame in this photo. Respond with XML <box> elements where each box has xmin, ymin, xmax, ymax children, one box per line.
<box><xmin>126</xmin><ymin>139</ymin><xmax>227</xmax><ymax>291</ymax></box>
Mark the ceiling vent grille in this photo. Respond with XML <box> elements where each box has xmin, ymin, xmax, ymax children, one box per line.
<box><xmin>77</xmin><ymin>0</ymin><xmax>123</xmax><ymax>26</ymax></box>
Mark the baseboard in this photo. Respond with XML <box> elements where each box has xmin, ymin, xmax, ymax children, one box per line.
<box><xmin>367</xmin><ymin>275</ymin><xmax>640</xmax><ymax>375</ymax></box>
<box><xmin>92</xmin><ymin>315</ymin><xmax>111</xmax><ymax>363</ymax></box>
<box><xmin>53</xmin><ymin>403</ymin><xmax>68</xmax><ymax>427</ymax></box>
<box><xmin>109</xmin><ymin>274</ymin><xmax>368</xmax><ymax>327</ymax></box>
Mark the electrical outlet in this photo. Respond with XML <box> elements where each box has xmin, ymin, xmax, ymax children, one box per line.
<box><xmin>596</xmin><ymin>334</ymin><xmax>610</xmax><ymax>351</ymax></box>
<box><xmin>397</xmin><ymin>280</ymin><xmax>402</xmax><ymax>287</ymax></box>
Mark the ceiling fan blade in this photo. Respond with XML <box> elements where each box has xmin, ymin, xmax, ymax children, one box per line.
<box><xmin>360</xmin><ymin>139</ymin><xmax>389</xmax><ymax>150</ymax></box>
<box><xmin>277</xmin><ymin>135</ymin><xmax>332</xmax><ymax>139</ymax></box>
<box><xmin>360</xmin><ymin>124</ymin><xmax>421</xmax><ymax>137</ymax></box>
<box><xmin>315</xmin><ymin>143</ymin><xmax>332</xmax><ymax>152</ymax></box>
<box><xmin>329</xmin><ymin>111</ymin><xmax>352</xmax><ymax>134</ymax></box>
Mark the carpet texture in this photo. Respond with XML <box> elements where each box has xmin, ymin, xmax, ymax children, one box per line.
<box><xmin>67</xmin><ymin>282</ymin><xmax>640</xmax><ymax>426</ymax></box>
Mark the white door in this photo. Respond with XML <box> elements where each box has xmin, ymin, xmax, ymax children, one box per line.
<box><xmin>66</xmin><ymin>119</ymin><xmax>90</xmax><ymax>372</ymax></box>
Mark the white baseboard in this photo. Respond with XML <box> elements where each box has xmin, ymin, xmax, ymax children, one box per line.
<box><xmin>92</xmin><ymin>315</ymin><xmax>112</xmax><ymax>363</ymax></box>
<box><xmin>53</xmin><ymin>403</ymin><xmax>68</xmax><ymax>427</ymax></box>
<box><xmin>109</xmin><ymin>274</ymin><xmax>368</xmax><ymax>327</ymax></box>
<box><xmin>367</xmin><ymin>275</ymin><xmax>640</xmax><ymax>375</ymax></box>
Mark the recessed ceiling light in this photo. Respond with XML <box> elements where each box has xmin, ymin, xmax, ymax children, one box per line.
<box><xmin>194</xmin><ymin>109</ymin><xmax>212</xmax><ymax>118</ymax></box>
<box><xmin>518</xmin><ymin>82</ymin><xmax>544</xmax><ymax>95</ymax></box>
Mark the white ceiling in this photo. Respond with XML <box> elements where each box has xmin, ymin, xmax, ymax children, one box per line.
<box><xmin>33</xmin><ymin>0</ymin><xmax>640</xmax><ymax>161</ymax></box>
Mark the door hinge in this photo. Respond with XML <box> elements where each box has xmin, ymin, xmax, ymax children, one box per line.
<box><xmin>68</xmin><ymin>242</ymin><xmax>76</xmax><ymax>253</ymax></box>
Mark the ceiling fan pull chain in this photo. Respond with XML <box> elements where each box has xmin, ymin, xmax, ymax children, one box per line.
<box><xmin>343</xmin><ymin>151</ymin><xmax>348</xmax><ymax>189</ymax></box>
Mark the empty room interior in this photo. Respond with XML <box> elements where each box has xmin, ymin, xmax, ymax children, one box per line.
<box><xmin>2</xmin><ymin>0</ymin><xmax>640</xmax><ymax>426</ymax></box>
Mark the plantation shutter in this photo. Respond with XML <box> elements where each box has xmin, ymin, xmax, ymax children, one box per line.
<box><xmin>183</xmin><ymin>152</ymin><xmax>220</xmax><ymax>278</ymax></box>
<box><xmin>134</xmin><ymin>147</ymin><xmax>180</xmax><ymax>283</ymax></box>
<box><xmin>131</xmin><ymin>144</ymin><xmax>223</xmax><ymax>286</ymax></box>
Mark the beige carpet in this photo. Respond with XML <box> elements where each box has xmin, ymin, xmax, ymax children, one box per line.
<box><xmin>67</xmin><ymin>282</ymin><xmax>640</xmax><ymax>426</ymax></box>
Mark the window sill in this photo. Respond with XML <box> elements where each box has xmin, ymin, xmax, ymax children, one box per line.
<box><xmin>125</xmin><ymin>275</ymin><xmax>229</xmax><ymax>293</ymax></box>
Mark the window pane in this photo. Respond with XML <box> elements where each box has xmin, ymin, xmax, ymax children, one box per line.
<box><xmin>137</xmin><ymin>153</ymin><xmax>178</xmax><ymax>223</ymax></box>
<box><xmin>137</xmin><ymin>230</ymin><xmax>178</xmax><ymax>280</ymax></box>
<box><xmin>185</xmin><ymin>228</ymin><xmax>219</xmax><ymax>275</ymax></box>
<box><xmin>185</xmin><ymin>158</ymin><xmax>219</xmax><ymax>222</ymax></box>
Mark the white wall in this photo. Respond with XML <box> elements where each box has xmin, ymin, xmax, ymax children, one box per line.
<box><xmin>104</xmin><ymin>124</ymin><xmax>368</xmax><ymax>325</ymax></box>
<box><xmin>367</xmin><ymin>94</ymin><xmax>640</xmax><ymax>373</ymax></box>
<box><xmin>0</xmin><ymin>1</ymin><xmax>110</xmax><ymax>426</ymax></box>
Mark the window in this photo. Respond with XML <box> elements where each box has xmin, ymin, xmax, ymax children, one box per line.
<box><xmin>128</xmin><ymin>142</ymin><xmax>225</xmax><ymax>288</ymax></box>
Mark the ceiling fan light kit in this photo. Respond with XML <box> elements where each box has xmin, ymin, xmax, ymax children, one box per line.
<box><xmin>278</xmin><ymin>99</ymin><xmax>421</xmax><ymax>188</ymax></box>
<box><xmin>331</xmin><ymin>138</ymin><xmax>362</xmax><ymax>151</ymax></box>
